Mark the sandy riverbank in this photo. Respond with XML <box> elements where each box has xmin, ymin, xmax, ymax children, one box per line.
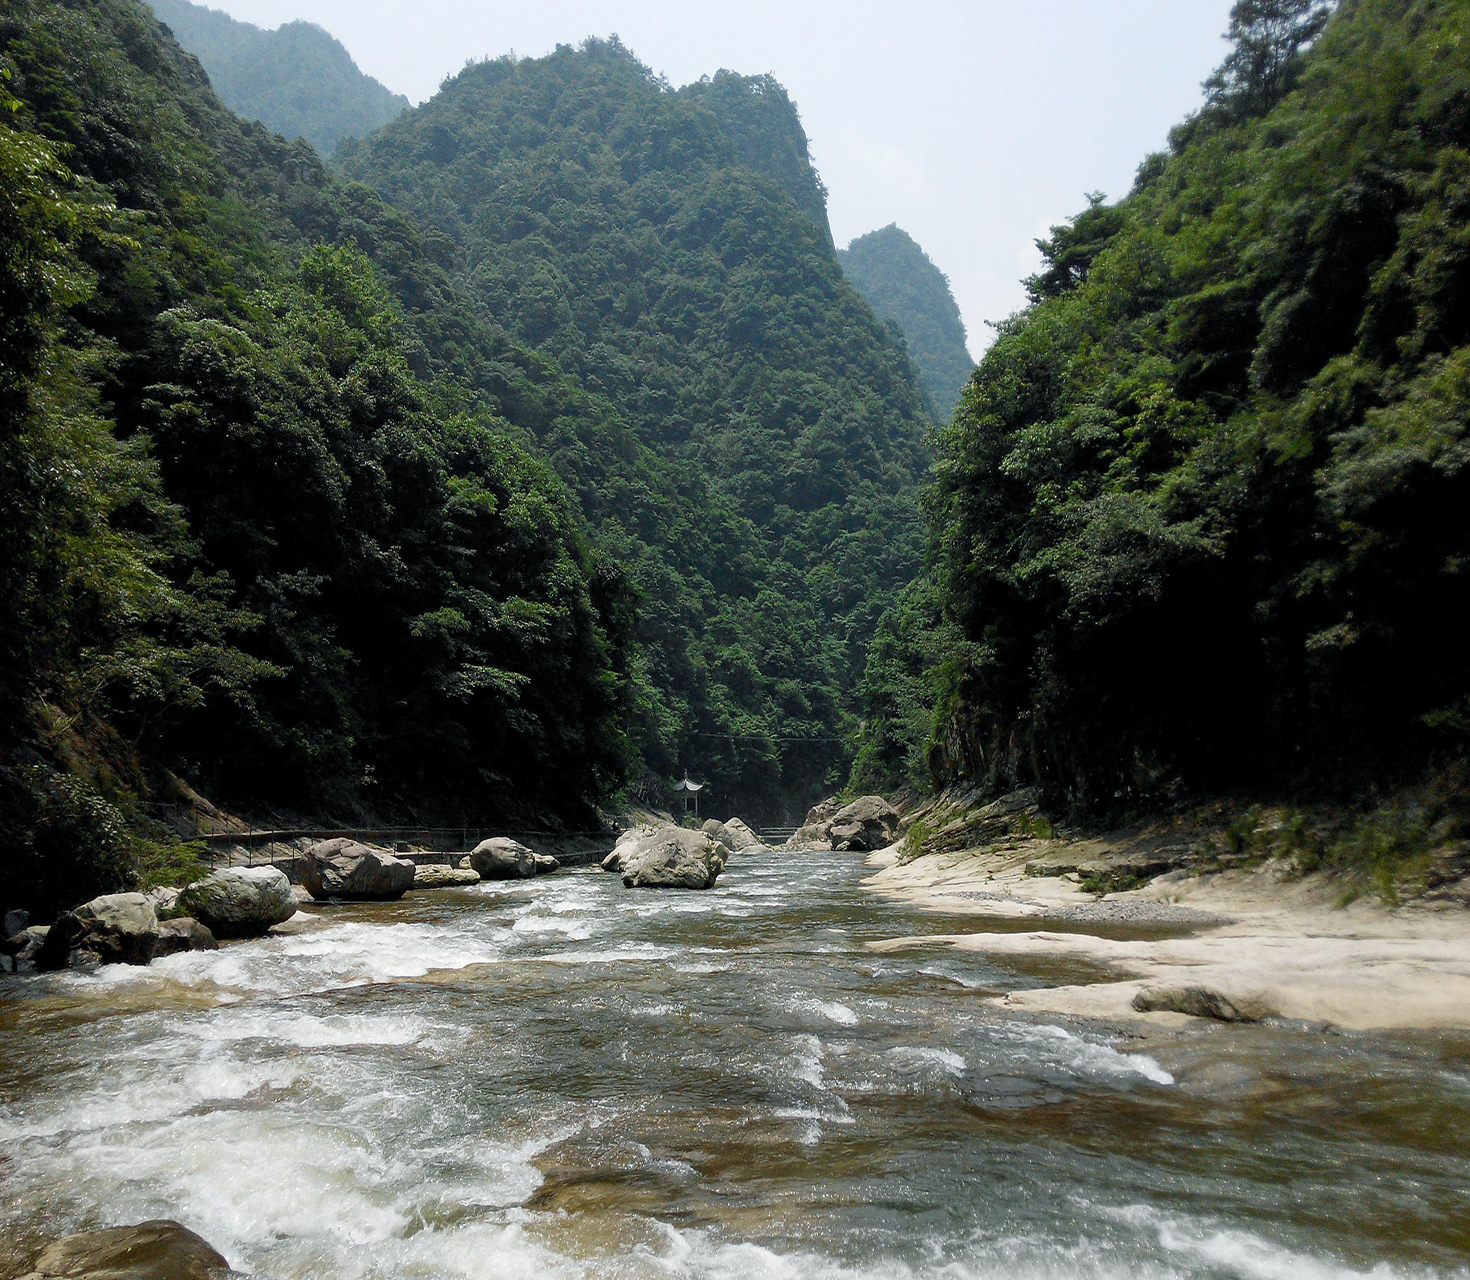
<box><xmin>864</xmin><ymin>842</ymin><xmax>1470</xmax><ymax>1031</ymax></box>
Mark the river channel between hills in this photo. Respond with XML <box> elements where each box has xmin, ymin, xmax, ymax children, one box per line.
<box><xmin>2</xmin><ymin>848</ymin><xmax>1468</xmax><ymax>1279</ymax></box>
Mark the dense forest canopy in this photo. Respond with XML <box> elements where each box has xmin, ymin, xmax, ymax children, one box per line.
<box><xmin>147</xmin><ymin>0</ymin><xmax>407</xmax><ymax>155</ymax></box>
<box><xmin>0</xmin><ymin>0</ymin><xmax>641</xmax><ymax>912</ymax></box>
<box><xmin>338</xmin><ymin>42</ymin><xmax>936</xmax><ymax>817</ymax></box>
<box><xmin>856</xmin><ymin>0</ymin><xmax>1470</xmax><ymax>817</ymax></box>
<box><xmin>839</xmin><ymin>224</ymin><xmax>974</xmax><ymax>417</ymax></box>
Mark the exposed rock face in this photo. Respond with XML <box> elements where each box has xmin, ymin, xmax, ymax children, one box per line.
<box><xmin>411</xmin><ymin>864</ymin><xmax>482</xmax><ymax>889</ymax></box>
<box><xmin>179</xmin><ymin>866</ymin><xmax>296</xmax><ymax>938</ymax></box>
<box><xmin>470</xmin><ymin>837</ymin><xmax>537</xmax><ymax>879</ymax></box>
<box><xmin>620</xmin><ymin>825</ymin><xmax>728</xmax><ymax>889</ymax></box>
<box><xmin>18</xmin><ymin>1219</ymin><xmax>231</xmax><ymax>1280</ymax></box>
<box><xmin>5</xmin><ymin>924</ymin><xmax>50</xmax><ymax>973</ymax></box>
<box><xmin>154</xmin><ymin>917</ymin><xmax>219</xmax><ymax>956</ymax></box>
<box><xmin>37</xmin><ymin>893</ymin><xmax>159</xmax><ymax>970</ymax></box>
<box><xmin>719</xmin><ymin>817</ymin><xmax>765</xmax><ymax>851</ymax></box>
<box><xmin>1132</xmin><ymin>985</ymin><xmax>1277</xmax><ymax>1022</ymax></box>
<box><xmin>302</xmin><ymin>839</ymin><xmax>416</xmax><ymax>901</ymax></box>
<box><xmin>786</xmin><ymin>796</ymin><xmax>899</xmax><ymax>852</ymax></box>
<box><xmin>3</xmin><ymin>908</ymin><xmax>29</xmax><ymax>938</ymax></box>
<box><xmin>143</xmin><ymin>886</ymin><xmax>184</xmax><ymax>919</ymax></box>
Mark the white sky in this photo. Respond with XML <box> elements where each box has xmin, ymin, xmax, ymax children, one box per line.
<box><xmin>189</xmin><ymin>0</ymin><xmax>1237</xmax><ymax>356</ymax></box>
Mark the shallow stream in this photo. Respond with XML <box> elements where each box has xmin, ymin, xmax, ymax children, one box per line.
<box><xmin>2</xmin><ymin>849</ymin><xmax>1469</xmax><ymax>1278</ymax></box>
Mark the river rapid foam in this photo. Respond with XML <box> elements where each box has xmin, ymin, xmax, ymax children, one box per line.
<box><xmin>2</xmin><ymin>850</ymin><xmax>1467</xmax><ymax>1279</ymax></box>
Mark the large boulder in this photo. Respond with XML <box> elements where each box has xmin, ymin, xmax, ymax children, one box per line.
<box><xmin>621</xmin><ymin>826</ymin><xmax>728</xmax><ymax>890</ymax></box>
<box><xmin>718</xmin><ymin>817</ymin><xmax>765</xmax><ymax>851</ymax></box>
<box><xmin>470</xmin><ymin>837</ymin><xmax>537</xmax><ymax>880</ymax></box>
<box><xmin>302</xmin><ymin>839</ymin><xmax>415</xmax><ymax>901</ymax></box>
<box><xmin>18</xmin><ymin>1219</ymin><xmax>230</xmax><ymax>1280</ymax></box>
<box><xmin>178</xmin><ymin>866</ymin><xmax>296</xmax><ymax>938</ymax></box>
<box><xmin>826</xmin><ymin>796</ymin><xmax>900</xmax><ymax>851</ymax></box>
<box><xmin>154</xmin><ymin>917</ymin><xmax>219</xmax><ymax>956</ymax></box>
<box><xmin>37</xmin><ymin>893</ymin><xmax>159</xmax><ymax>970</ymax></box>
<box><xmin>411</xmin><ymin>863</ymin><xmax>482</xmax><ymax>889</ymax></box>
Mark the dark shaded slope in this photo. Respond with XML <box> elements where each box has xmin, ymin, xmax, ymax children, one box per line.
<box><xmin>839</xmin><ymin>224</ymin><xmax>974</xmax><ymax>417</ymax></box>
<box><xmin>148</xmin><ymin>0</ymin><xmax>407</xmax><ymax>155</ymax></box>
<box><xmin>0</xmin><ymin>0</ymin><xmax>634</xmax><ymax>914</ymax></box>
<box><xmin>857</xmin><ymin>0</ymin><xmax>1470</xmax><ymax>815</ymax></box>
<box><xmin>340</xmin><ymin>41</ymin><xmax>935</xmax><ymax>817</ymax></box>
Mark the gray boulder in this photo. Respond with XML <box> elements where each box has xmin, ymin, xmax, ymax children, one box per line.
<box><xmin>470</xmin><ymin>837</ymin><xmax>537</xmax><ymax>880</ymax></box>
<box><xmin>179</xmin><ymin>866</ymin><xmax>296</xmax><ymax>938</ymax></box>
<box><xmin>827</xmin><ymin>796</ymin><xmax>900</xmax><ymax>851</ymax></box>
<box><xmin>719</xmin><ymin>817</ymin><xmax>765</xmax><ymax>851</ymax></box>
<box><xmin>302</xmin><ymin>839</ymin><xmax>415</xmax><ymax>901</ymax></box>
<box><xmin>18</xmin><ymin>1219</ymin><xmax>231</xmax><ymax>1280</ymax></box>
<box><xmin>3</xmin><ymin>908</ymin><xmax>28</xmax><ymax>938</ymax></box>
<box><xmin>411</xmin><ymin>864</ymin><xmax>482</xmax><ymax>889</ymax></box>
<box><xmin>533</xmin><ymin>853</ymin><xmax>561</xmax><ymax>875</ymax></box>
<box><xmin>154</xmin><ymin>917</ymin><xmax>219</xmax><ymax>956</ymax></box>
<box><xmin>143</xmin><ymin>886</ymin><xmax>184</xmax><ymax>919</ymax></box>
<box><xmin>37</xmin><ymin>893</ymin><xmax>159</xmax><ymax>970</ymax></box>
<box><xmin>621</xmin><ymin>826</ymin><xmax>728</xmax><ymax>890</ymax></box>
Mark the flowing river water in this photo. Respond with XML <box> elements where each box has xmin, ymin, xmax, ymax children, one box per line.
<box><xmin>2</xmin><ymin>848</ymin><xmax>1469</xmax><ymax>1279</ymax></box>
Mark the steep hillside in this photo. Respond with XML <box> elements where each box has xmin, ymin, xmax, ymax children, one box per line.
<box><xmin>0</xmin><ymin>0</ymin><xmax>636</xmax><ymax>913</ymax></box>
<box><xmin>148</xmin><ymin>0</ymin><xmax>407</xmax><ymax>155</ymax></box>
<box><xmin>856</xmin><ymin>0</ymin><xmax>1470</xmax><ymax>833</ymax></box>
<box><xmin>340</xmin><ymin>43</ymin><xmax>935</xmax><ymax>815</ymax></box>
<box><xmin>839</xmin><ymin>224</ymin><xmax>974</xmax><ymax>416</ymax></box>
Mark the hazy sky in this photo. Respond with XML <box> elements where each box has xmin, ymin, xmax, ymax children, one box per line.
<box><xmin>192</xmin><ymin>0</ymin><xmax>1237</xmax><ymax>355</ymax></box>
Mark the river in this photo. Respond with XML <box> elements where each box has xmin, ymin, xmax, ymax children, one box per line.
<box><xmin>2</xmin><ymin>848</ymin><xmax>1468</xmax><ymax>1278</ymax></box>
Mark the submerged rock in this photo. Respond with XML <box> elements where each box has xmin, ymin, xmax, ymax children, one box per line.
<box><xmin>470</xmin><ymin>837</ymin><xmax>537</xmax><ymax>879</ymax></box>
<box><xmin>411</xmin><ymin>863</ymin><xmax>482</xmax><ymax>889</ymax></box>
<box><xmin>154</xmin><ymin>917</ymin><xmax>219</xmax><ymax>956</ymax></box>
<box><xmin>302</xmin><ymin>839</ymin><xmax>416</xmax><ymax>901</ymax></box>
<box><xmin>1132</xmin><ymin>985</ymin><xmax>1277</xmax><ymax>1022</ymax></box>
<box><xmin>37</xmin><ymin>893</ymin><xmax>159</xmax><ymax>970</ymax></box>
<box><xmin>179</xmin><ymin>866</ymin><xmax>296</xmax><ymax>938</ymax></box>
<box><xmin>620</xmin><ymin>825</ymin><xmax>728</xmax><ymax>889</ymax></box>
<box><xmin>18</xmin><ymin>1218</ymin><xmax>231</xmax><ymax>1280</ymax></box>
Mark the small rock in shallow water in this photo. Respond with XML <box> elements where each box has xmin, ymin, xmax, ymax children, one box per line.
<box><xmin>1132</xmin><ymin>984</ymin><xmax>1277</xmax><ymax>1022</ymax></box>
<box><xmin>533</xmin><ymin>853</ymin><xmax>560</xmax><ymax>875</ymax></box>
<box><xmin>411</xmin><ymin>864</ymin><xmax>481</xmax><ymax>889</ymax></box>
<box><xmin>19</xmin><ymin>1218</ymin><xmax>231</xmax><ymax>1280</ymax></box>
<box><xmin>154</xmin><ymin>917</ymin><xmax>218</xmax><ymax>956</ymax></box>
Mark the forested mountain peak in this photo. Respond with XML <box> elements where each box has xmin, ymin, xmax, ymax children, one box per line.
<box><xmin>147</xmin><ymin>0</ymin><xmax>408</xmax><ymax>155</ymax></box>
<box><xmin>839</xmin><ymin>224</ymin><xmax>974</xmax><ymax>416</ymax></box>
<box><xmin>340</xmin><ymin>38</ymin><xmax>935</xmax><ymax>817</ymax></box>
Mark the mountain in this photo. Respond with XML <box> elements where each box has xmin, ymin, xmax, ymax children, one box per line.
<box><xmin>854</xmin><ymin>0</ymin><xmax>1470</xmax><ymax>824</ymax></box>
<box><xmin>839</xmin><ymin>224</ymin><xmax>974</xmax><ymax>416</ymax></box>
<box><xmin>338</xmin><ymin>42</ymin><xmax>935</xmax><ymax>817</ymax></box>
<box><xmin>1</xmin><ymin>0</ymin><xmax>637</xmax><ymax>912</ymax></box>
<box><xmin>147</xmin><ymin>0</ymin><xmax>407</xmax><ymax>155</ymax></box>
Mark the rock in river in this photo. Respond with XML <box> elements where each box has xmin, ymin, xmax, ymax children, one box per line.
<box><xmin>37</xmin><ymin>893</ymin><xmax>159</xmax><ymax>970</ymax></box>
<box><xmin>18</xmin><ymin>1219</ymin><xmax>231</xmax><ymax>1280</ymax></box>
<box><xmin>178</xmin><ymin>866</ymin><xmax>296</xmax><ymax>938</ymax></box>
<box><xmin>303</xmin><ymin>839</ymin><xmax>416</xmax><ymax>901</ymax></box>
<box><xmin>411</xmin><ymin>863</ymin><xmax>482</xmax><ymax>889</ymax></box>
<box><xmin>154</xmin><ymin>916</ymin><xmax>219</xmax><ymax>955</ymax></box>
<box><xmin>620</xmin><ymin>825</ymin><xmax>728</xmax><ymax>890</ymax></box>
<box><xmin>470</xmin><ymin>837</ymin><xmax>537</xmax><ymax>879</ymax></box>
<box><xmin>1132</xmin><ymin>984</ymin><xmax>1277</xmax><ymax>1022</ymax></box>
